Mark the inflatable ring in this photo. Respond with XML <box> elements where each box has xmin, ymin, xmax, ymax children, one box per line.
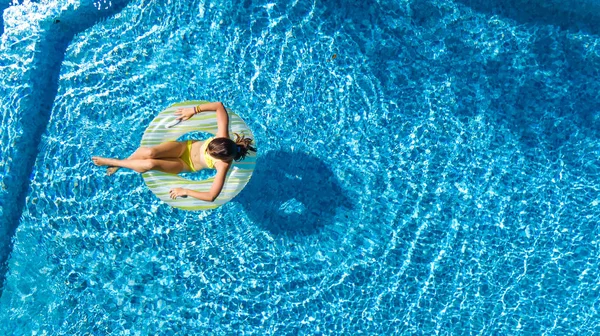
<box><xmin>140</xmin><ymin>100</ymin><xmax>256</xmax><ymax>210</ymax></box>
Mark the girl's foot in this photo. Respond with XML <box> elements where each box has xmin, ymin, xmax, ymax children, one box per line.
<box><xmin>92</xmin><ymin>156</ymin><xmax>111</xmax><ymax>167</ymax></box>
<box><xmin>92</xmin><ymin>157</ymin><xmax>120</xmax><ymax>176</ymax></box>
<box><xmin>107</xmin><ymin>167</ymin><xmax>119</xmax><ymax>176</ymax></box>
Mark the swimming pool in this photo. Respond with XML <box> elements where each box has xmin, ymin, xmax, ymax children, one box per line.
<box><xmin>1</xmin><ymin>0</ymin><xmax>599</xmax><ymax>334</ymax></box>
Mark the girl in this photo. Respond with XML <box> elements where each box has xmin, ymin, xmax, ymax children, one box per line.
<box><xmin>92</xmin><ymin>102</ymin><xmax>256</xmax><ymax>202</ymax></box>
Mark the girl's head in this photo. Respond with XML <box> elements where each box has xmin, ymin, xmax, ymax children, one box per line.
<box><xmin>207</xmin><ymin>133</ymin><xmax>257</xmax><ymax>162</ymax></box>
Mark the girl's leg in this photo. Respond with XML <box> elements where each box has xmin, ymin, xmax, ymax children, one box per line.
<box><xmin>106</xmin><ymin>147</ymin><xmax>152</xmax><ymax>175</ymax></box>
<box><xmin>145</xmin><ymin>141</ymin><xmax>187</xmax><ymax>159</ymax></box>
<box><xmin>93</xmin><ymin>157</ymin><xmax>186</xmax><ymax>174</ymax></box>
<box><xmin>106</xmin><ymin>142</ymin><xmax>187</xmax><ymax>175</ymax></box>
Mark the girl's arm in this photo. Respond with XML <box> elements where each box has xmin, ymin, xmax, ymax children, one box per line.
<box><xmin>175</xmin><ymin>101</ymin><xmax>230</xmax><ymax>138</ymax></box>
<box><xmin>169</xmin><ymin>161</ymin><xmax>231</xmax><ymax>202</ymax></box>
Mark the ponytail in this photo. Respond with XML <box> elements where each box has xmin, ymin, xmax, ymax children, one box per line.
<box><xmin>233</xmin><ymin>133</ymin><xmax>256</xmax><ymax>161</ymax></box>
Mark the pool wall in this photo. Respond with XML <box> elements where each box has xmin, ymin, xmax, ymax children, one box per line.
<box><xmin>0</xmin><ymin>0</ymin><xmax>130</xmax><ymax>296</ymax></box>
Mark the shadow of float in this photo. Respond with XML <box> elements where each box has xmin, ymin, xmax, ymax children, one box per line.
<box><xmin>0</xmin><ymin>0</ymin><xmax>131</xmax><ymax>298</ymax></box>
<box><xmin>237</xmin><ymin>150</ymin><xmax>353</xmax><ymax>236</ymax></box>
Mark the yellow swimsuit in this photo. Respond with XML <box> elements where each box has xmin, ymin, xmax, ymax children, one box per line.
<box><xmin>181</xmin><ymin>137</ymin><xmax>216</xmax><ymax>172</ymax></box>
<box><xmin>181</xmin><ymin>140</ymin><xmax>196</xmax><ymax>171</ymax></box>
<box><xmin>200</xmin><ymin>137</ymin><xmax>216</xmax><ymax>169</ymax></box>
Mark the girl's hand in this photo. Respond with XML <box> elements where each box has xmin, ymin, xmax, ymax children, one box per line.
<box><xmin>175</xmin><ymin>107</ymin><xmax>196</xmax><ymax>121</ymax></box>
<box><xmin>169</xmin><ymin>188</ymin><xmax>188</xmax><ymax>199</ymax></box>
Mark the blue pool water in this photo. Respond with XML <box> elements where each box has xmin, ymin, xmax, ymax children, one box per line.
<box><xmin>1</xmin><ymin>0</ymin><xmax>600</xmax><ymax>334</ymax></box>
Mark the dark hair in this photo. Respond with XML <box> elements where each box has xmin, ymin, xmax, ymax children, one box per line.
<box><xmin>207</xmin><ymin>133</ymin><xmax>256</xmax><ymax>162</ymax></box>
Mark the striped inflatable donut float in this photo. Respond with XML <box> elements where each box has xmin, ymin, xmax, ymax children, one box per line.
<box><xmin>140</xmin><ymin>100</ymin><xmax>256</xmax><ymax>210</ymax></box>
